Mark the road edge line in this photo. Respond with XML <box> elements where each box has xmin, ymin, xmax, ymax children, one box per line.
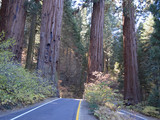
<box><xmin>10</xmin><ymin>98</ymin><xmax>61</xmax><ymax>120</ymax></box>
<box><xmin>119</xmin><ymin>110</ymin><xmax>147</xmax><ymax>120</ymax></box>
<box><xmin>76</xmin><ymin>100</ymin><xmax>82</xmax><ymax>120</ymax></box>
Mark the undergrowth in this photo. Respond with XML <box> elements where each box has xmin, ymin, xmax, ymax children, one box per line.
<box><xmin>126</xmin><ymin>102</ymin><xmax>160</xmax><ymax>119</ymax></box>
<box><xmin>84</xmin><ymin>72</ymin><xmax>130</xmax><ymax>120</ymax></box>
<box><xmin>0</xmin><ymin>32</ymin><xmax>56</xmax><ymax>110</ymax></box>
<box><xmin>84</xmin><ymin>71</ymin><xmax>160</xmax><ymax>119</ymax></box>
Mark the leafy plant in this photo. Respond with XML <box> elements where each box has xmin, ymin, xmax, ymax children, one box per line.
<box><xmin>0</xmin><ymin>34</ymin><xmax>56</xmax><ymax>110</ymax></box>
<box><xmin>94</xmin><ymin>106</ymin><xmax>132</xmax><ymax>120</ymax></box>
<box><xmin>142</xmin><ymin>106</ymin><xmax>159</xmax><ymax>118</ymax></box>
<box><xmin>126</xmin><ymin>102</ymin><xmax>160</xmax><ymax>119</ymax></box>
<box><xmin>84</xmin><ymin>72</ymin><xmax>124</xmax><ymax>119</ymax></box>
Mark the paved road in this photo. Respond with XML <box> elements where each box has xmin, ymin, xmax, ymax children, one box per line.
<box><xmin>0</xmin><ymin>98</ymin><xmax>80</xmax><ymax>120</ymax></box>
<box><xmin>0</xmin><ymin>98</ymin><xmax>154</xmax><ymax>120</ymax></box>
<box><xmin>79</xmin><ymin>100</ymin><xmax>97</xmax><ymax>120</ymax></box>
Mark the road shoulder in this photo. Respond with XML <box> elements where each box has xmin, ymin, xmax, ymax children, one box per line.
<box><xmin>79</xmin><ymin>100</ymin><xmax>97</xmax><ymax>120</ymax></box>
<box><xmin>119</xmin><ymin>109</ymin><xmax>160</xmax><ymax>120</ymax></box>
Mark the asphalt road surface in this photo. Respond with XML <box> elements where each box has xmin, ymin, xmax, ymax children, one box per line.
<box><xmin>0</xmin><ymin>98</ymin><xmax>80</xmax><ymax>120</ymax></box>
<box><xmin>0</xmin><ymin>98</ymin><xmax>155</xmax><ymax>120</ymax></box>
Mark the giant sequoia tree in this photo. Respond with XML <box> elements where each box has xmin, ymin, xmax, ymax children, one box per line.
<box><xmin>38</xmin><ymin>0</ymin><xmax>64</xmax><ymax>92</ymax></box>
<box><xmin>87</xmin><ymin>0</ymin><xmax>105</xmax><ymax>82</ymax></box>
<box><xmin>123</xmin><ymin>0</ymin><xmax>141</xmax><ymax>104</ymax></box>
<box><xmin>4</xmin><ymin>0</ymin><xmax>26</xmax><ymax>62</ymax></box>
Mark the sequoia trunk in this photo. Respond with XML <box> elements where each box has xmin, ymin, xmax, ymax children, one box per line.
<box><xmin>37</xmin><ymin>0</ymin><xmax>64</xmax><ymax>95</ymax></box>
<box><xmin>123</xmin><ymin>0</ymin><xmax>141</xmax><ymax>104</ymax></box>
<box><xmin>87</xmin><ymin>0</ymin><xmax>104</xmax><ymax>82</ymax></box>
<box><xmin>5</xmin><ymin>0</ymin><xmax>26</xmax><ymax>62</ymax></box>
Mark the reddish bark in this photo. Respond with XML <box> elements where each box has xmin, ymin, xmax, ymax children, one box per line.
<box><xmin>87</xmin><ymin>0</ymin><xmax>105</xmax><ymax>83</ymax></box>
<box><xmin>5</xmin><ymin>0</ymin><xmax>26</xmax><ymax>62</ymax></box>
<box><xmin>38</xmin><ymin>0</ymin><xmax>64</xmax><ymax>93</ymax></box>
<box><xmin>123</xmin><ymin>0</ymin><xmax>141</xmax><ymax>104</ymax></box>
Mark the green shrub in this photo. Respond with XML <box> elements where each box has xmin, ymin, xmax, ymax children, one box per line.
<box><xmin>142</xmin><ymin>106</ymin><xmax>160</xmax><ymax>118</ymax></box>
<box><xmin>0</xmin><ymin>33</ymin><xmax>56</xmax><ymax>110</ymax></box>
<box><xmin>128</xmin><ymin>102</ymin><xmax>160</xmax><ymax>119</ymax></box>
<box><xmin>84</xmin><ymin>72</ymin><xmax>124</xmax><ymax>119</ymax></box>
<box><xmin>84</xmin><ymin>82</ymin><xmax>122</xmax><ymax>110</ymax></box>
<box><xmin>147</xmin><ymin>86</ymin><xmax>160</xmax><ymax>108</ymax></box>
<box><xmin>94</xmin><ymin>106</ymin><xmax>132</xmax><ymax>120</ymax></box>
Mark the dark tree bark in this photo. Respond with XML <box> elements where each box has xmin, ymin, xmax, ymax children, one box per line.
<box><xmin>25</xmin><ymin>0</ymin><xmax>40</xmax><ymax>69</ymax></box>
<box><xmin>25</xmin><ymin>13</ymin><xmax>37</xmax><ymax>70</ymax></box>
<box><xmin>38</xmin><ymin>0</ymin><xmax>64</xmax><ymax>95</ymax></box>
<box><xmin>5</xmin><ymin>0</ymin><xmax>26</xmax><ymax>62</ymax></box>
<box><xmin>123</xmin><ymin>0</ymin><xmax>141</xmax><ymax>104</ymax></box>
<box><xmin>0</xmin><ymin>0</ymin><xmax>9</xmax><ymax>33</ymax></box>
<box><xmin>87</xmin><ymin>0</ymin><xmax>105</xmax><ymax>83</ymax></box>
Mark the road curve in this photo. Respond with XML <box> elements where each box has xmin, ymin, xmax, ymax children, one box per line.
<box><xmin>0</xmin><ymin>98</ymin><xmax>80</xmax><ymax>120</ymax></box>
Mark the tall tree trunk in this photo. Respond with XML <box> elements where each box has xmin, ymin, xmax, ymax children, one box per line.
<box><xmin>25</xmin><ymin>13</ymin><xmax>37</xmax><ymax>70</ymax></box>
<box><xmin>87</xmin><ymin>0</ymin><xmax>105</xmax><ymax>83</ymax></box>
<box><xmin>0</xmin><ymin>0</ymin><xmax>9</xmax><ymax>33</ymax></box>
<box><xmin>5</xmin><ymin>0</ymin><xmax>26</xmax><ymax>62</ymax></box>
<box><xmin>38</xmin><ymin>0</ymin><xmax>64</xmax><ymax>96</ymax></box>
<box><xmin>123</xmin><ymin>0</ymin><xmax>141</xmax><ymax>104</ymax></box>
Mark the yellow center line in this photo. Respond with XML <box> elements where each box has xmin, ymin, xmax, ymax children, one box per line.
<box><xmin>76</xmin><ymin>100</ymin><xmax>82</xmax><ymax>120</ymax></box>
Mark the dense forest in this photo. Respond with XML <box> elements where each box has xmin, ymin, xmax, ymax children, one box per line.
<box><xmin>0</xmin><ymin>0</ymin><xmax>159</xmax><ymax>119</ymax></box>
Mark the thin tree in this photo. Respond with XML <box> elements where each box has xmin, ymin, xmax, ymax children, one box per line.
<box><xmin>87</xmin><ymin>0</ymin><xmax>105</xmax><ymax>82</ymax></box>
<box><xmin>25</xmin><ymin>0</ymin><xmax>41</xmax><ymax>70</ymax></box>
<box><xmin>123</xmin><ymin>0</ymin><xmax>141</xmax><ymax>104</ymax></box>
<box><xmin>37</xmin><ymin>0</ymin><xmax>64</xmax><ymax>95</ymax></box>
